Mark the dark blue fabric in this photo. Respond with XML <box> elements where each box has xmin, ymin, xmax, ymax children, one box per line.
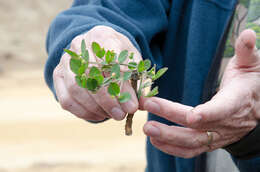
<box><xmin>44</xmin><ymin>0</ymin><xmax>260</xmax><ymax>171</ymax></box>
<box><xmin>232</xmin><ymin>157</ymin><xmax>260</xmax><ymax>172</ymax></box>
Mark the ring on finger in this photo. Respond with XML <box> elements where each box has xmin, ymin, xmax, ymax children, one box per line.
<box><xmin>206</xmin><ymin>131</ymin><xmax>213</xmax><ymax>149</ymax></box>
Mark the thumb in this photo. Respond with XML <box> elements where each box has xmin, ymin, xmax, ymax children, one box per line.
<box><xmin>186</xmin><ymin>81</ymin><xmax>246</xmax><ymax>128</ymax></box>
<box><xmin>235</xmin><ymin>29</ymin><xmax>258</xmax><ymax>67</ymax></box>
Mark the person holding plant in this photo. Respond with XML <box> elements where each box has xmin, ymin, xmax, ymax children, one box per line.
<box><xmin>45</xmin><ymin>0</ymin><xmax>260</xmax><ymax>171</ymax></box>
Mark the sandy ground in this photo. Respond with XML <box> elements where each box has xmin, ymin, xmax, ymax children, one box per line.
<box><xmin>0</xmin><ymin>70</ymin><xmax>147</xmax><ymax>172</ymax></box>
<box><xmin>0</xmin><ymin>1</ymin><xmax>147</xmax><ymax>172</ymax></box>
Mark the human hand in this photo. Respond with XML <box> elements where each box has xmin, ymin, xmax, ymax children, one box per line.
<box><xmin>141</xmin><ymin>29</ymin><xmax>260</xmax><ymax>158</ymax></box>
<box><xmin>53</xmin><ymin>26</ymin><xmax>141</xmax><ymax>121</ymax></box>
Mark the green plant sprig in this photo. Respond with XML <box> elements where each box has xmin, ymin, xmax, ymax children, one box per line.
<box><xmin>64</xmin><ymin>40</ymin><xmax>168</xmax><ymax>135</ymax></box>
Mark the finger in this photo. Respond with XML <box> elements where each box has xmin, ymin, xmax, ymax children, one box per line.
<box><xmin>235</xmin><ymin>29</ymin><xmax>259</xmax><ymax>67</ymax></box>
<box><xmin>150</xmin><ymin>138</ymin><xmax>209</xmax><ymax>159</ymax></box>
<box><xmin>141</xmin><ymin>97</ymin><xmax>193</xmax><ymax>126</ymax></box>
<box><xmin>63</xmin><ymin>48</ymin><xmax>126</xmax><ymax>121</ymax></box>
<box><xmin>186</xmin><ymin>83</ymin><xmax>250</xmax><ymax>128</ymax></box>
<box><xmin>90</xmin><ymin>86</ymin><xmax>127</xmax><ymax>121</ymax></box>
<box><xmin>53</xmin><ymin>71</ymin><xmax>105</xmax><ymax>121</ymax></box>
<box><xmin>63</xmin><ymin>65</ymin><xmax>110</xmax><ymax>118</ymax></box>
<box><xmin>62</xmin><ymin>53</ymin><xmax>110</xmax><ymax>118</ymax></box>
<box><xmin>143</xmin><ymin>121</ymin><xmax>220</xmax><ymax>148</ymax></box>
<box><xmin>119</xmin><ymin>81</ymin><xmax>138</xmax><ymax>114</ymax></box>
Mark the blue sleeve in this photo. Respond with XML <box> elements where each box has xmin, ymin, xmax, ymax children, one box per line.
<box><xmin>44</xmin><ymin>0</ymin><xmax>170</xmax><ymax>95</ymax></box>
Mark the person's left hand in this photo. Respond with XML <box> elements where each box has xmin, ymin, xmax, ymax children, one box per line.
<box><xmin>140</xmin><ymin>29</ymin><xmax>260</xmax><ymax>158</ymax></box>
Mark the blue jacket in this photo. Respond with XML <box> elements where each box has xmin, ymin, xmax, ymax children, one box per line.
<box><xmin>44</xmin><ymin>0</ymin><xmax>260</xmax><ymax>171</ymax></box>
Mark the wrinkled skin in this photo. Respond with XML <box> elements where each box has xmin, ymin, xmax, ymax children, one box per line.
<box><xmin>53</xmin><ymin>26</ymin><xmax>142</xmax><ymax>122</ymax></box>
<box><xmin>54</xmin><ymin>26</ymin><xmax>260</xmax><ymax>159</ymax></box>
<box><xmin>141</xmin><ymin>29</ymin><xmax>260</xmax><ymax>158</ymax></box>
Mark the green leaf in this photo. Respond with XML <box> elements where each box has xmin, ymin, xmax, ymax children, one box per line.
<box><xmin>75</xmin><ymin>75</ymin><xmax>87</xmax><ymax>88</ymax></box>
<box><xmin>128</xmin><ymin>62</ymin><xmax>137</xmax><ymax>70</ymax></box>
<box><xmin>111</xmin><ymin>64</ymin><xmax>120</xmax><ymax>78</ymax></box>
<box><xmin>147</xmin><ymin>65</ymin><xmax>156</xmax><ymax>77</ymax></box>
<box><xmin>129</xmin><ymin>52</ymin><xmax>134</xmax><ymax>60</ymax></box>
<box><xmin>64</xmin><ymin>49</ymin><xmax>79</xmax><ymax>58</ymax></box>
<box><xmin>102</xmin><ymin>64</ymin><xmax>111</xmax><ymax>71</ymax></box>
<box><xmin>81</xmin><ymin>40</ymin><xmax>89</xmax><ymax>62</ymax></box>
<box><xmin>118</xmin><ymin>92</ymin><xmax>131</xmax><ymax>103</ymax></box>
<box><xmin>137</xmin><ymin>60</ymin><xmax>145</xmax><ymax>73</ymax></box>
<box><xmin>93</xmin><ymin>75</ymin><xmax>104</xmax><ymax>86</ymax></box>
<box><xmin>105</xmin><ymin>50</ymin><xmax>115</xmax><ymax>64</ymax></box>
<box><xmin>152</xmin><ymin>67</ymin><xmax>168</xmax><ymax>81</ymax></box>
<box><xmin>80</xmin><ymin>61</ymin><xmax>89</xmax><ymax>75</ymax></box>
<box><xmin>81</xmin><ymin>40</ymin><xmax>86</xmax><ymax>52</ymax></box>
<box><xmin>86</xmin><ymin>78</ymin><xmax>98</xmax><ymax>91</ymax></box>
<box><xmin>113</xmin><ymin>52</ymin><xmax>117</xmax><ymax>62</ymax></box>
<box><xmin>70</xmin><ymin>57</ymin><xmax>82</xmax><ymax>75</ymax></box>
<box><xmin>142</xmin><ymin>81</ymin><xmax>153</xmax><ymax>89</ymax></box>
<box><xmin>103</xmin><ymin>77</ymin><xmax>112</xmax><ymax>85</ymax></box>
<box><xmin>82</xmin><ymin>50</ymin><xmax>89</xmax><ymax>63</ymax></box>
<box><xmin>144</xmin><ymin>59</ymin><xmax>151</xmax><ymax>70</ymax></box>
<box><xmin>108</xmin><ymin>82</ymin><xmax>120</xmax><ymax>97</ymax></box>
<box><xmin>123</xmin><ymin>71</ymin><xmax>132</xmax><ymax>81</ymax></box>
<box><xmin>88</xmin><ymin>66</ymin><xmax>104</xmax><ymax>86</ymax></box>
<box><xmin>92</xmin><ymin>42</ymin><xmax>101</xmax><ymax>55</ymax></box>
<box><xmin>96</xmin><ymin>48</ymin><xmax>105</xmax><ymax>59</ymax></box>
<box><xmin>145</xmin><ymin>86</ymin><xmax>159</xmax><ymax>97</ymax></box>
<box><xmin>78</xmin><ymin>62</ymin><xmax>87</xmax><ymax>75</ymax></box>
<box><xmin>89</xmin><ymin>66</ymin><xmax>101</xmax><ymax>78</ymax></box>
<box><xmin>75</xmin><ymin>76</ymin><xmax>82</xmax><ymax>88</ymax></box>
<box><xmin>118</xmin><ymin>50</ymin><xmax>128</xmax><ymax>63</ymax></box>
<box><xmin>101</xmin><ymin>61</ymin><xmax>108</xmax><ymax>65</ymax></box>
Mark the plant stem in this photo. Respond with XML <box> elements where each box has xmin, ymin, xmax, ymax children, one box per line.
<box><xmin>125</xmin><ymin>71</ymin><xmax>138</xmax><ymax>136</ymax></box>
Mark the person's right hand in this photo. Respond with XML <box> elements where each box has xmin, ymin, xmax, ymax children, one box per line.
<box><xmin>53</xmin><ymin>26</ymin><xmax>142</xmax><ymax>122</ymax></box>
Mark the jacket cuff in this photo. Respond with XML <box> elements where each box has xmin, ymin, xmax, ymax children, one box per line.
<box><xmin>224</xmin><ymin>123</ymin><xmax>260</xmax><ymax>159</ymax></box>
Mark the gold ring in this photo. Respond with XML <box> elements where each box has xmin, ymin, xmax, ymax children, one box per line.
<box><xmin>206</xmin><ymin>131</ymin><xmax>213</xmax><ymax>146</ymax></box>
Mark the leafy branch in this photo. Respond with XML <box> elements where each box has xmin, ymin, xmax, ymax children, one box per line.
<box><xmin>64</xmin><ymin>40</ymin><xmax>167</xmax><ymax>135</ymax></box>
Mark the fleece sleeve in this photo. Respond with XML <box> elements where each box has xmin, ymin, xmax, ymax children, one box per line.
<box><xmin>44</xmin><ymin>0</ymin><xmax>170</xmax><ymax>95</ymax></box>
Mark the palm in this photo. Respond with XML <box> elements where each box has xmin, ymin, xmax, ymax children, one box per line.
<box><xmin>141</xmin><ymin>29</ymin><xmax>260</xmax><ymax>158</ymax></box>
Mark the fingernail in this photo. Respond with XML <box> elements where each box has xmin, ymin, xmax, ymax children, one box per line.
<box><xmin>144</xmin><ymin>124</ymin><xmax>160</xmax><ymax>137</ymax></box>
<box><xmin>124</xmin><ymin>100</ymin><xmax>137</xmax><ymax>113</ymax></box>
<box><xmin>144</xmin><ymin>100</ymin><xmax>160</xmax><ymax>113</ymax></box>
<box><xmin>111</xmin><ymin>107</ymin><xmax>125</xmax><ymax>120</ymax></box>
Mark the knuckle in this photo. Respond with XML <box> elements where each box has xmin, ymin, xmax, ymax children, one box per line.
<box><xmin>71</xmin><ymin>35</ymin><xmax>84</xmax><ymax>51</ymax></box>
<box><xmin>97</xmin><ymin>95</ymin><xmax>109</xmax><ymax>105</ymax></box>
<box><xmin>186</xmin><ymin>109</ymin><xmax>203</xmax><ymax>128</ymax></box>
<box><xmin>191</xmin><ymin>137</ymin><xmax>201</xmax><ymax>148</ymax></box>
<box><xmin>164</xmin><ymin>129</ymin><xmax>175</xmax><ymax>142</ymax></box>
<box><xmin>53</xmin><ymin>66</ymin><xmax>62</xmax><ymax>78</ymax></box>
<box><xmin>125</xmin><ymin>102</ymin><xmax>138</xmax><ymax>114</ymax></box>
<box><xmin>186</xmin><ymin>116</ymin><xmax>200</xmax><ymax>128</ymax></box>
<box><xmin>88</xmin><ymin>104</ymin><xmax>105</xmax><ymax>115</ymax></box>
<box><xmin>94</xmin><ymin>106</ymin><xmax>106</xmax><ymax>115</ymax></box>
<box><xmin>53</xmin><ymin>68</ymin><xmax>59</xmax><ymax>79</ymax></box>
<box><xmin>245</xmin><ymin>91</ymin><xmax>254</xmax><ymax>109</ymax></box>
<box><xmin>96</xmin><ymin>90</ymin><xmax>113</xmax><ymax>105</ymax></box>
<box><xmin>90</xmin><ymin>26</ymin><xmax>117</xmax><ymax>36</ymax></box>
<box><xmin>72</xmin><ymin>35</ymin><xmax>83</xmax><ymax>44</ymax></box>
<box><xmin>67</xmin><ymin>82</ymin><xmax>79</xmax><ymax>95</ymax></box>
<box><xmin>60</xmin><ymin>98</ymin><xmax>72</xmax><ymax>111</ymax></box>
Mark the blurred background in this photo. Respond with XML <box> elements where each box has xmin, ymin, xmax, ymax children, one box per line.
<box><xmin>0</xmin><ymin>1</ymin><xmax>147</xmax><ymax>172</ymax></box>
